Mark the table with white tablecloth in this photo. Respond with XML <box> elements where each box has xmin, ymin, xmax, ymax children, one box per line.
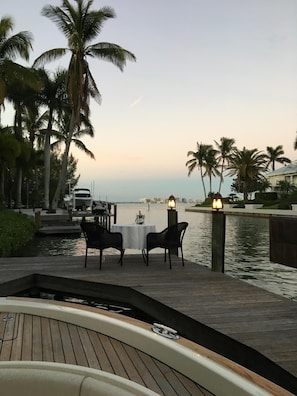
<box><xmin>111</xmin><ymin>224</ymin><xmax>156</xmax><ymax>250</ymax></box>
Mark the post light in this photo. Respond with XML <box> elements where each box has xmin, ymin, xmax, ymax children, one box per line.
<box><xmin>212</xmin><ymin>192</ymin><xmax>223</xmax><ymax>211</ymax></box>
<box><xmin>168</xmin><ymin>195</ymin><xmax>176</xmax><ymax>210</ymax></box>
<box><xmin>167</xmin><ymin>195</ymin><xmax>178</xmax><ymax>255</ymax></box>
<box><xmin>211</xmin><ymin>192</ymin><xmax>226</xmax><ymax>273</ymax></box>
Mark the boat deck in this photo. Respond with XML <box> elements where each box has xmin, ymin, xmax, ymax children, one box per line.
<box><xmin>0</xmin><ymin>253</ymin><xmax>296</xmax><ymax>394</ymax></box>
<box><xmin>0</xmin><ymin>309</ymin><xmax>210</xmax><ymax>396</ymax></box>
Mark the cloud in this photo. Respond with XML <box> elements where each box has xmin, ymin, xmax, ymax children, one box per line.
<box><xmin>129</xmin><ymin>96</ymin><xmax>143</xmax><ymax>108</ymax></box>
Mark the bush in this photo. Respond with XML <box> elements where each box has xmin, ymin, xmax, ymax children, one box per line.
<box><xmin>255</xmin><ymin>192</ymin><xmax>278</xmax><ymax>201</ymax></box>
<box><xmin>0</xmin><ymin>210</ymin><xmax>37</xmax><ymax>257</ymax></box>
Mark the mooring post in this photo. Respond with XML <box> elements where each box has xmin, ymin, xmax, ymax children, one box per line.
<box><xmin>211</xmin><ymin>210</ymin><xmax>226</xmax><ymax>273</ymax></box>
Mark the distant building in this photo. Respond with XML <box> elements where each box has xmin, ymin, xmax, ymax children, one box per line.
<box><xmin>266</xmin><ymin>161</ymin><xmax>297</xmax><ymax>190</ymax></box>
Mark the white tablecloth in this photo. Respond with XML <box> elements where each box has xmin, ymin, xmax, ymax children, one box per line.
<box><xmin>111</xmin><ymin>224</ymin><xmax>156</xmax><ymax>250</ymax></box>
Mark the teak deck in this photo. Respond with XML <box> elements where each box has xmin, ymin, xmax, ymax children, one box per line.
<box><xmin>0</xmin><ymin>253</ymin><xmax>296</xmax><ymax>394</ymax></box>
<box><xmin>0</xmin><ymin>311</ymin><xmax>210</xmax><ymax>396</ymax></box>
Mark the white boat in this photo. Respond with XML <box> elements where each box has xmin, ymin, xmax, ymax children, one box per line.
<box><xmin>0</xmin><ymin>297</ymin><xmax>292</xmax><ymax>396</ymax></box>
<box><xmin>64</xmin><ymin>188</ymin><xmax>93</xmax><ymax>211</ymax></box>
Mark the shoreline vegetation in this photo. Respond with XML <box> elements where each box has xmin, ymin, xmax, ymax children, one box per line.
<box><xmin>0</xmin><ymin>209</ymin><xmax>36</xmax><ymax>257</ymax></box>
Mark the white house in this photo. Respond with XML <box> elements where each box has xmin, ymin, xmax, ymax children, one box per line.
<box><xmin>266</xmin><ymin>160</ymin><xmax>297</xmax><ymax>189</ymax></box>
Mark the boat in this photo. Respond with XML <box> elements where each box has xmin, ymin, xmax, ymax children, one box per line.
<box><xmin>64</xmin><ymin>188</ymin><xmax>93</xmax><ymax>212</ymax></box>
<box><xmin>0</xmin><ymin>296</ymin><xmax>292</xmax><ymax>396</ymax></box>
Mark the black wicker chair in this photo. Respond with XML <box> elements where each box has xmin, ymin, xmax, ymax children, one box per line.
<box><xmin>144</xmin><ymin>222</ymin><xmax>188</xmax><ymax>269</ymax></box>
<box><xmin>80</xmin><ymin>221</ymin><xmax>124</xmax><ymax>269</ymax></box>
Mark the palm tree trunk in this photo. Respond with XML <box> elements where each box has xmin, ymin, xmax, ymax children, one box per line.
<box><xmin>51</xmin><ymin>111</ymin><xmax>76</xmax><ymax>211</ymax></box>
<box><xmin>200</xmin><ymin>169</ymin><xmax>207</xmax><ymax>199</ymax></box>
<box><xmin>43</xmin><ymin>112</ymin><xmax>53</xmax><ymax>210</ymax></box>
<box><xmin>15</xmin><ymin>166</ymin><xmax>22</xmax><ymax>208</ymax></box>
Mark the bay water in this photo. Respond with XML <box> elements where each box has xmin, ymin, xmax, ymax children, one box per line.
<box><xmin>19</xmin><ymin>203</ymin><xmax>297</xmax><ymax>302</ymax></box>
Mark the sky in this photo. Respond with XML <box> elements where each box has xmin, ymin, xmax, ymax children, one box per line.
<box><xmin>2</xmin><ymin>0</ymin><xmax>297</xmax><ymax>202</ymax></box>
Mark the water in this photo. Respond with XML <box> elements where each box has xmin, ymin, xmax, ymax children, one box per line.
<box><xmin>18</xmin><ymin>203</ymin><xmax>297</xmax><ymax>302</ymax></box>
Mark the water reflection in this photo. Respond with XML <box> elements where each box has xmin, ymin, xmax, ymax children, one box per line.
<box><xmin>13</xmin><ymin>203</ymin><xmax>297</xmax><ymax>302</ymax></box>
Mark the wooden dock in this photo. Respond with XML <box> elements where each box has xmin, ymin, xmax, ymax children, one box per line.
<box><xmin>0</xmin><ymin>254</ymin><xmax>296</xmax><ymax>394</ymax></box>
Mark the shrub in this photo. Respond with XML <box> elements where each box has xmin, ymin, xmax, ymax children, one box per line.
<box><xmin>255</xmin><ymin>192</ymin><xmax>278</xmax><ymax>201</ymax></box>
<box><xmin>0</xmin><ymin>210</ymin><xmax>37</xmax><ymax>256</ymax></box>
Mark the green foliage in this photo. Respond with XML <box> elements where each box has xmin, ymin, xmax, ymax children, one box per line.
<box><xmin>255</xmin><ymin>192</ymin><xmax>278</xmax><ymax>201</ymax></box>
<box><xmin>0</xmin><ymin>209</ymin><xmax>36</xmax><ymax>256</ymax></box>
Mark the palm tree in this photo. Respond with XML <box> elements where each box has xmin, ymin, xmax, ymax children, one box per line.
<box><xmin>203</xmin><ymin>147</ymin><xmax>220</xmax><ymax>195</ymax></box>
<box><xmin>227</xmin><ymin>147</ymin><xmax>268</xmax><ymax>201</ymax></box>
<box><xmin>0</xmin><ymin>16</ymin><xmax>36</xmax><ymax>117</ymax></box>
<box><xmin>33</xmin><ymin>0</ymin><xmax>136</xmax><ymax>210</ymax></box>
<box><xmin>0</xmin><ymin>126</ymin><xmax>20</xmax><ymax>203</ymax></box>
<box><xmin>36</xmin><ymin>68</ymin><xmax>68</xmax><ymax>210</ymax></box>
<box><xmin>5</xmin><ymin>70</ymin><xmax>43</xmax><ymax>207</ymax></box>
<box><xmin>214</xmin><ymin>137</ymin><xmax>236</xmax><ymax>192</ymax></box>
<box><xmin>266</xmin><ymin>145</ymin><xmax>290</xmax><ymax>171</ymax></box>
<box><xmin>51</xmin><ymin>110</ymin><xmax>95</xmax><ymax>160</ymax></box>
<box><xmin>186</xmin><ymin>142</ymin><xmax>214</xmax><ymax>199</ymax></box>
<box><xmin>275</xmin><ymin>180</ymin><xmax>296</xmax><ymax>196</ymax></box>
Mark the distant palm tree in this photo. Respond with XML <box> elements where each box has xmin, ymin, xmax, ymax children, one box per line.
<box><xmin>214</xmin><ymin>137</ymin><xmax>236</xmax><ymax>193</ymax></box>
<box><xmin>203</xmin><ymin>147</ymin><xmax>219</xmax><ymax>195</ymax></box>
<box><xmin>227</xmin><ymin>147</ymin><xmax>268</xmax><ymax>201</ymax></box>
<box><xmin>33</xmin><ymin>0</ymin><xmax>136</xmax><ymax>210</ymax></box>
<box><xmin>186</xmin><ymin>142</ymin><xmax>214</xmax><ymax>199</ymax></box>
<box><xmin>266</xmin><ymin>145</ymin><xmax>290</xmax><ymax>171</ymax></box>
<box><xmin>275</xmin><ymin>180</ymin><xmax>296</xmax><ymax>196</ymax></box>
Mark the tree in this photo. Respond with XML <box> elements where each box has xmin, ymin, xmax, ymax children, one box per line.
<box><xmin>186</xmin><ymin>142</ymin><xmax>214</xmax><ymax>199</ymax></box>
<box><xmin>0</xmin><ymin>16</ymin><xmax>36</xmax><ymax>117</ymax></box>
<box><xmin>33</xmin><ymin>0</ymin><xmax>136</xmax><ymax>210</ymax></box>
<box><xmin>227</xmin><ymin>147</ymin><xmax>268</xmax><ymax>201</ymax></box>
<box><xmin>0</xmin><ymin>126</ymin><xmax>20</xmax><ymax>204</ymax></box>
<box><xmin>203</xmin><ymin>147</ymin><xmax>219</xmax><ymax>195</ymax></box>
<box><xmin>5</xmin><ymin>69</ymin><xmax>43</xmax><ymax>207</ymax></box>
<box><xmin>36</xmin><ymin>68</ymin><xmax>68</xmax><ymax>210</ymax></box>
<box><xmin>214</xmin><ymin>137</ymin><xmax>236</xmax><ymax>192</ymax></box>
<box><xmin>275</xmin><ymin>180</ymin><xmax>296</xmax><ymax>197</ymax></box>
<box><xmin>266</xmin><ymin>145</ymin><xmax>290</xmax><ymax>171</ymax></box>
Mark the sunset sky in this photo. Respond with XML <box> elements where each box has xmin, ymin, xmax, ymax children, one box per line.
<box><xmin>2</xmin><ymin>0</ymin><xmax>297</xmax><ymax>201</ymax></box>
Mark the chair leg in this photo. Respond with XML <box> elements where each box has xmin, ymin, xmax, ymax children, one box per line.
<box><xmin>99</xmin><ymin>250</ymin><xmax>103</xmax><ymax>270</ymax></box>
<box><xmin>119</xmin><ymin>249</ymin><xmax>125</xmax><ymax>266</ymax></box>
<box><xmin>84</xmin><ymin>247</ymin><xmax>88</xmax><ymax>268</ymax></box>
<box><xmin>181</xmin><ymin>247</ymin><xmax>185</xmax><ymax>266</ymax></box>
<box><xmin>168</xmin><ymin>250</ymin><xmax>172</xmax><ymax>269</ymax></box>
<box><xmin>141</xmin><ymin>249</ymin><xmax>148</xmax><ymax>265</ymax></box>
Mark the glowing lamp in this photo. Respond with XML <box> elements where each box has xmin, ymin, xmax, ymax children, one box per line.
<box><xmin>168</xmin><ymin>195</ymin><xmax>176</xmax><ymax>210</ymax></box>
<box><xmin>212</xmin><ymin>193</ymin><xmax>223</xmax><ymax>211</ymax></box>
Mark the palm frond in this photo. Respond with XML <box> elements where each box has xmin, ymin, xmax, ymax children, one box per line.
<box><xmin>87</xmin><ymin>42</ymin><xmax>136</xmax><ymax>71</ymax></box>
<box><xmin>33</xmin><ymin>48</ymin><xmax>68</xmax><ymax>68</ymax></box>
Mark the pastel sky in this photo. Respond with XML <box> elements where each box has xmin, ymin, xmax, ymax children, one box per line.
<box><xmin>2</xmin><ymin>0</ymin><xmax>297</xmax><ymax>201</ymax></box>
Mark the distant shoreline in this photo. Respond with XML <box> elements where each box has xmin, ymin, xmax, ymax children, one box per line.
<box><xmin>185</xmin><ymin>206</ymin><xmax>297</xmax><ymax>218</ymax></box>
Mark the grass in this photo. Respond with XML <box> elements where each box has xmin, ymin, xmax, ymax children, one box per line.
<box><xmin>0</xmin><ymin>209</ymin><xmax>37</xmax><ymax>257</ymax></box>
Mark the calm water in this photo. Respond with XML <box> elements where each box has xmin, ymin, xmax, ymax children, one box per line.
<box><xmin>18</xmin><ymin>203</ymin><xmax>297</xmax><ymax>302</ymax></box>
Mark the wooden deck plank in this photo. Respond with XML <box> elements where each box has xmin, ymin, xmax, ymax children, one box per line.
<box><xmin>40</xmin><ymin>317</ymin><xmax>54</xmax><ymax>361</ymax></box>
<box><xmin>58</xmin><ymin>321</ymin><xmax>76</xmax><ymax>365</ymax></box>
<box><xmin>77</xmin><ymin>327</ymin><xmax>101</xmax><ymax>369</ymax></box>
<box><xmin>32</xmin><ymin>315</ymin><xmax>42</xmax><ymax>361</ymax></box>
<box><xmin>67</xmin><ymin>323</ymin><xmax>88</xmax><ymax>367</ymax></box>
<box><xmin>49</xmin><ymin>319</ymin><xmax>65</xmax><ymax>363</ymax></box>
<box><xmin>0</xmin><ymin>313</ymin><xmax>17</xmax><ymax>361</ymax></box>
<box><xmin>136</xmin><ymin>350</ymin><xmax>178</xmax><ymax>395</ymax></box>
<box><xmin>9</xmin><ymin>313</ymin><xmax>24</xmax><ymax>361</ymax></box>
<box><xmin>99</xmin><ymin>333</ymin><xmax>129</xmax><ymax>379</ymax></box>
<box><xmin>88</xmin><ymin>330</ymin><xmax>113</xmax><ymax>372</ymax></box>
<box><xmin>21</xmin><ymin>314</ymin><xmax>33</xmax><ymax>360</ymax></box>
